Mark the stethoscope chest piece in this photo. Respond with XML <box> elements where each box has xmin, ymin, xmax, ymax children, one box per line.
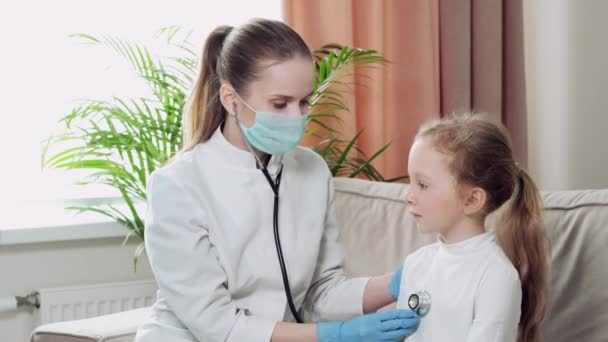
<box><xmin>408</xmin><ymin>290</ymin><xmax>431</xmax><ymax>316</ymax></box>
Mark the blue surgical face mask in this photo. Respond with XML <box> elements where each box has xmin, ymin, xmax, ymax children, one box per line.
<box><xmin>232</xmin><ymin>92</ymin><xmax>309</xmax><ymax>155</ymax></box>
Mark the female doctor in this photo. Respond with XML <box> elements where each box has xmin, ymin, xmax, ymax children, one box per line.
<box><xmin>134</xmin><ymin>18</ymin><xmax>419</xmax><ymax>342</ymax></box>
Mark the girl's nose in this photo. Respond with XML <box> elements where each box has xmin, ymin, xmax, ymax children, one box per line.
<box><xmin>406</xmin><ymin>189</ymin><xmax>416</xmax><ymax>205</ymax></box>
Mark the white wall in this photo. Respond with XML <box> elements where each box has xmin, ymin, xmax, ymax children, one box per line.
<box><xmin>525</xmin><ymin>0</ymin><xmax>608</xmax><ymax>191</ymax></box>
<box><xmin>0</xmin><ymin>0</ymin><xmax>282</xmax><ymax>202</ymax></box>
<box><xmin>0</xmin><ymin>238</ymin><xmax>153</xmax><ymax>341</ymax></box>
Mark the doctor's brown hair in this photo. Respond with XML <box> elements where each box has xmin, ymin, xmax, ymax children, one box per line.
<box><xmin>181</xmin><ymin>18</ymin><xmax>311</xmax><ymax>152</ymax></box>
<box><xmin>415</xmin><ymin>114</ymin><xmax>548</xmax><ymax>342</ymax></box>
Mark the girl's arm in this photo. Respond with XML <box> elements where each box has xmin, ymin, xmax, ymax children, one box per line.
<box><xmin>271</xmin><ymin>322</ymin><xmax>318</xmax><ymax>342</ymax></box>
<box><xmin>362</xmin><ymin>272</ymin><xmax>396</xmax><ymax>313</ymax></box>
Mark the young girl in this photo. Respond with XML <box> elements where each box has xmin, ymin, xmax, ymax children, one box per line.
<box><xmin>396</xmin><ymin>114</ymin><xmax>547</xmax><ymax>342</ymax></box>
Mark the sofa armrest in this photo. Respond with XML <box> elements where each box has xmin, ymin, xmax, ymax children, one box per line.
<box><xmin>30</xmin><ymin>307</ymin><xmax>151</xmax><ymax>342</ymax></box>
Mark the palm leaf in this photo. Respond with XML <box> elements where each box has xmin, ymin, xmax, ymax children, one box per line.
<box><xmin>309</xmin><ymin>44</ymin><xmax>407</xmax><ymax>181</ymax></box>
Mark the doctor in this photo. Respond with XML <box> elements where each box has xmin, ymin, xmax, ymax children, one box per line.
<box><xmin>134</xmin><ymin>18</ymin><xmax>419</xmax><ymax>342</ymax></box>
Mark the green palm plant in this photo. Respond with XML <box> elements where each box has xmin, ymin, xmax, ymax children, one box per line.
<box><xmin>42</xmin><ymin>27</ymin><xmax>403</xmax><ymax>269</ymax></box>
<box><xmin>309</xmin><ymin>44</ymin><xmax>405</xmax><ymax>182</ymax></box>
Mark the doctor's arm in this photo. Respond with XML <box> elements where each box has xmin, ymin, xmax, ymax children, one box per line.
<box><xmin>269</xmin><ymin>173</ymin><xmax>419</xmax><ymax>341</ymax></box>
<box><xmin>465</xmin><ymin>265</ymin><xmax>522</xmax><ymax>342</ymax></box>
<box><xmin>300</xmin><ymin>176</ymin><xmax>397</xmax><ymax>322</ymax></box>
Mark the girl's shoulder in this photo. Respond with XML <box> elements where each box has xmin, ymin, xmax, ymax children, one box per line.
<box><xmin>403</xmin><ymin>242</ymin><xmax>441</xmax><ymax>267</ymax></box>
<box><xmin>483</xmin><ymin>243</ymin><xmax>520</xmax><ymax>282</ymax></box>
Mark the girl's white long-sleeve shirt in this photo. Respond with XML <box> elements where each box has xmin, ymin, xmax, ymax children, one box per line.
<box><xmin>397</xmin><ymin>232</ymin><xmax>522</xmax><ymax>342</ymax></box>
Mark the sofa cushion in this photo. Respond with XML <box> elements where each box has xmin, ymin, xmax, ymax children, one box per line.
<box><xmin>541</xmin><ymin>189</ymin><xmax>608</xmax><ymax>342</ymax></box>
<box><xmin>333</xmin><ymin>177</ymin><xmax>608</xmax><ymax>342</ymax></box>
<box><xmin>30</xmin><ymin>307</ymin><xmax>151</xmax><ymax>342</ymax></box>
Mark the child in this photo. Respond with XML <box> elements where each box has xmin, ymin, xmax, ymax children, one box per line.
<box><xmin>396</xmin><ymin>114</ymin><xmax>547</xmax><ymax>342</ymax></box>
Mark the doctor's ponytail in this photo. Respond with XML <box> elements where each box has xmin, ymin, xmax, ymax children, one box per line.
<box><xmin>182</xmin><ymin>25</ymin><xmax>230</xmax><ymax>153</ymax></box>
<box><xmin>416</xmin><ymin>114</ymin><xmax>548</xmax><ymax>342</ymax></box>
<box><xmin>181</xmin><ymin>19</ymin><xmax>311</xmax><ymax>153</ymax></box>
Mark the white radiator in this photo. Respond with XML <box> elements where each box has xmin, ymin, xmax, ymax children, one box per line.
<box><xmin>38</xmin><ymin>280</ymin><xmax>157</xmax><ymax>324</ymax></box>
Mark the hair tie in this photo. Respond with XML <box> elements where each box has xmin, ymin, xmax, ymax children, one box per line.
<box><xmin>514</xmin><ymin>161</ymin><xmax>523</xmax><ymax>177</ymax></box>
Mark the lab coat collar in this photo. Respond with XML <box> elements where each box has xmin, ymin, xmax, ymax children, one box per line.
<box><xmin>208</xmin><ymin>125</ymin><xmax>284</xmax><ymax>175</ymax></box>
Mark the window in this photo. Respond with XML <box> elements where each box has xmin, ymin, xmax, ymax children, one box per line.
<box><xmin>0</xmin><ymin>0</ymin><xmax>282</xmax><ymax>203</ymax></box>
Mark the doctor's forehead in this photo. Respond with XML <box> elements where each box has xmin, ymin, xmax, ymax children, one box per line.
<box><xmin>250</xmin><ymin>56</ymin><xmax>314</xmax><ymax>98</ymax></box>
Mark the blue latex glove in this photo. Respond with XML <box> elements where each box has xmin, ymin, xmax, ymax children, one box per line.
<box><xmin>317</xmin><ymin>309</ymin><xmax>419</xmax><ymax>342</ymax></box>
<box><xmin>389</xmin><ymin>266</ymin><xmax>403</xmax><ymax>300</ymax></box>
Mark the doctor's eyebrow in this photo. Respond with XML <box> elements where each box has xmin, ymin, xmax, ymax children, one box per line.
<box><xmin>269</xmin><ymin>92</ymin><xmax>314</xmax><ymax>101</ymax></box>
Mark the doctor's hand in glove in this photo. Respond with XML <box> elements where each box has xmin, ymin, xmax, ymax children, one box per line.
<box><xmin>317</xmin><ymin>309</ymin><xmax>419</xmax><ymax>342</ymax></box>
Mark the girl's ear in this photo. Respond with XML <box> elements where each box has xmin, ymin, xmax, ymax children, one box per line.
<box><xmin>463</xmin><ymin>186</ymin><xmax>487</xmax><ymax>215</ymax></box>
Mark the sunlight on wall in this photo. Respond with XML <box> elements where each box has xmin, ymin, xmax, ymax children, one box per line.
<box><xmin>0</xmin><ymin>0</ymin><xmax>281</xmax><ymax>202</ymax></box>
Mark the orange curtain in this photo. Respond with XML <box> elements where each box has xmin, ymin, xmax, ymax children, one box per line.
<box><xmin>285</xmin><ymin>0</ymin><xmax>441</xmax><ymax>180</ymax></box>
<box><xmin>284</xmin><ymin>0</ymin><xmax>528</xmax><ymax>179</ymax></box>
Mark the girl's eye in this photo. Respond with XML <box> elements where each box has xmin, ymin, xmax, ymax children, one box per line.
<box><xmin>273</xmin><ymin>102</ymin><xmax>287</xmax><ymax>109</ymax></box>
<box><xmin>418</xmin><ymin>182</ymin><xmax>428</xmax><ymax>190</ymax></box>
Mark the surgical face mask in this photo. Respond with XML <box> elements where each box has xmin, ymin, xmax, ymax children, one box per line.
<box><xmin>232</xmin><ymin>92</ymin><xmax>308</xmax><ymax>155</ymax></box>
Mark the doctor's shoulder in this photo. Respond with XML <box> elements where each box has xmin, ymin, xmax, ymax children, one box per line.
<box><xmin>146</xmin><ymin>147</ymin><xmax>200</xmax><ymax>195</ymax></box>
<box><xmin>290</xmin><ymin>145</ymin><xmax>333</xmax><ymax>178</ymax></box>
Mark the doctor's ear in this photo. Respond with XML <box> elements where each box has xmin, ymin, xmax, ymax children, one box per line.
<box><xmin>219</xmin><ymin>84</ymin><xmax>236</xmax><ymax>115</ymax></box>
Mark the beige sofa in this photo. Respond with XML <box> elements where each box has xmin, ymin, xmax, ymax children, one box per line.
<box><xmin>31</xmin><ymin>177</ymin><xmax>608</xmax><ymax>341</ymax></box>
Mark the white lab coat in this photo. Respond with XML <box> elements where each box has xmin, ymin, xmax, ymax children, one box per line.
<box><xmin>134</xmin><ymin>127</ymin><xmax>369</xmax><ymax>342</ymax></box>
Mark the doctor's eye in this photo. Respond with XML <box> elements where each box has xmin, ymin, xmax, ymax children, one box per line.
<box><xmin>273</xmin><ymin>102</ymin><xmax>287</xmax><ymax>109</ymax></box>
<box><xmin>300</xmin><ymin>99</ymin><xmax>311</xmax><ymax>112</ymax></box>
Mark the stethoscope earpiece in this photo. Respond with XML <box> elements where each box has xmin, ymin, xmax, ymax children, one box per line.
<box><xmin>408</xmin><ymin>290</ymin><xmax>431</xmax><ymax>316</ymax></box>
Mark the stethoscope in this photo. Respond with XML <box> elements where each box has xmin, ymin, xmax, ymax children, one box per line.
<box><xmin>232</xmin><ymin>108</ymin><xmax>304</xmax><ymax>323</ymax></box>
<box><xmin>231</xmin><ymin>104</ymin><xmax>432</xmax><ymax>323</ymax></box>
<box><xmin>408</xmin><ymin>290</ymin><xmax>431</xmax><ymax>316</ymax></box>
